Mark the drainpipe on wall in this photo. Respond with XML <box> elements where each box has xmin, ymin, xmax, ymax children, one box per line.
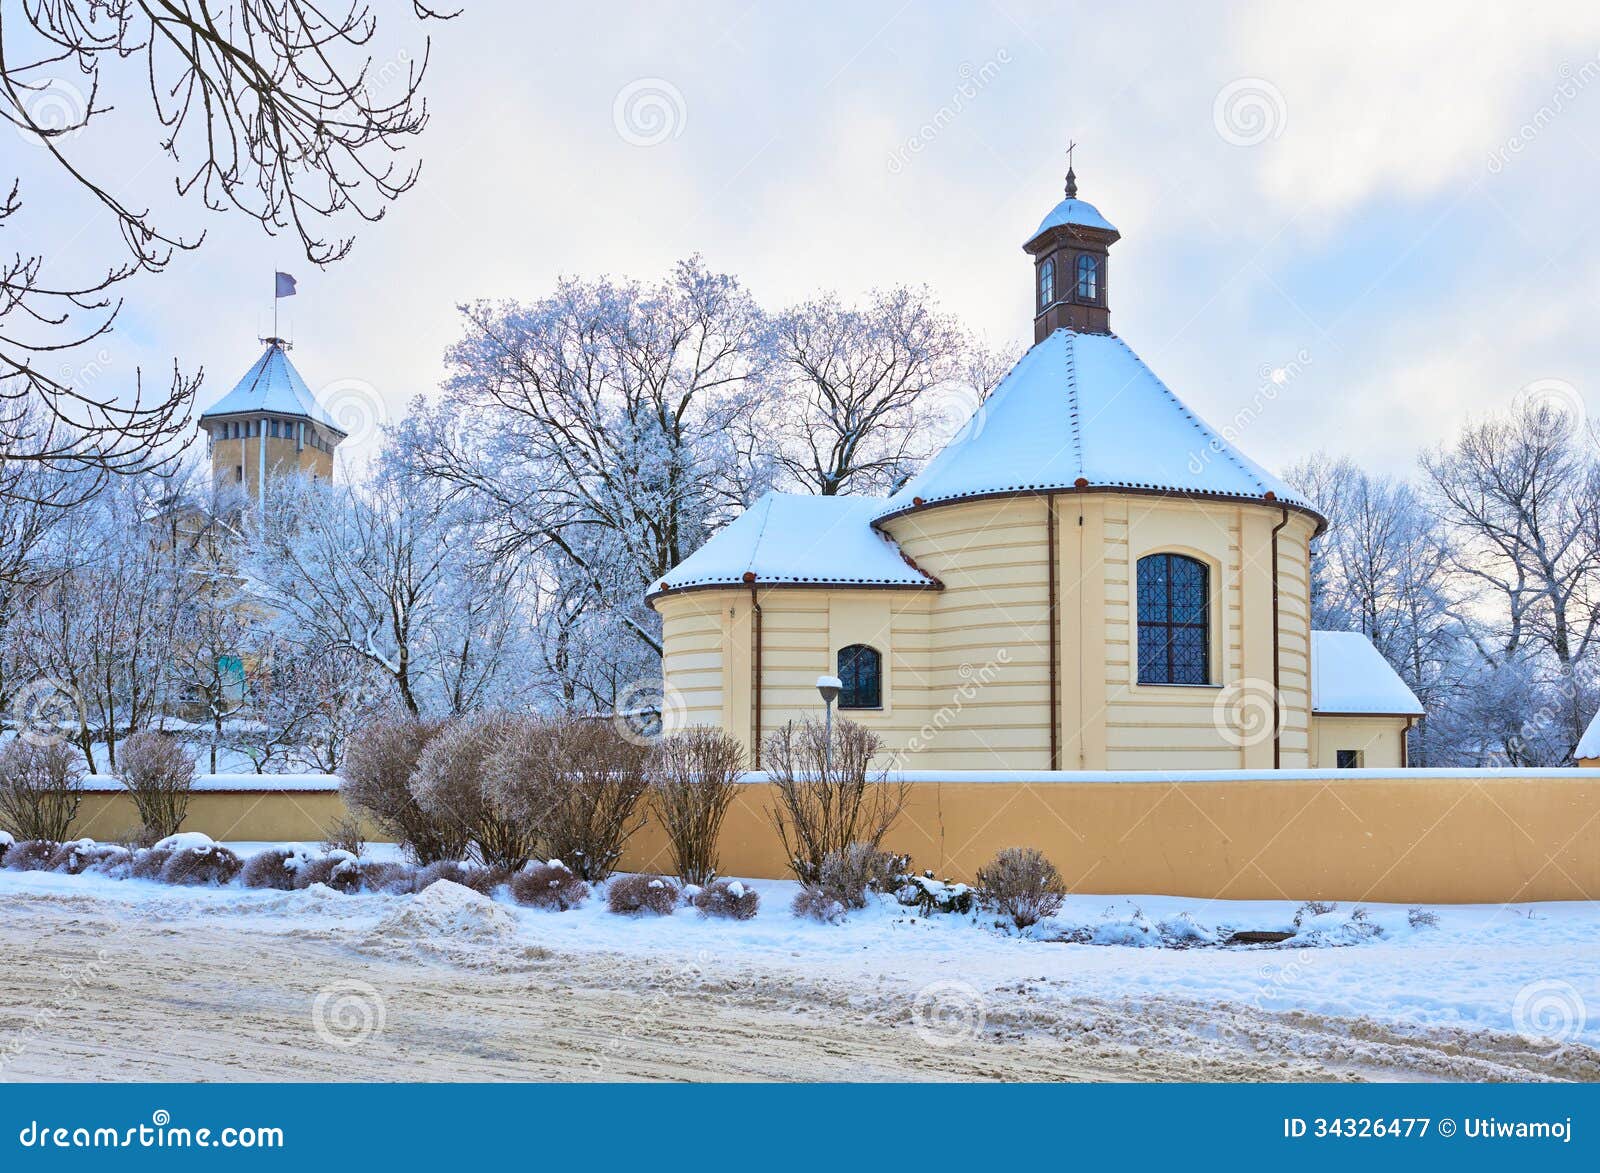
<box><xmin>1269</xmin><ymin>501</ymin><xmax>1290</xmax><ymax>769</ymax></box>
<box><xmin>744</xmin><ymin>574</ymin><xmax>762</xmax><ymax>769</ymax></box>
<box><xmin>1045</xmin><ymin>493</ymin><xmax>1060</xmax><ymax>771</ymax></box>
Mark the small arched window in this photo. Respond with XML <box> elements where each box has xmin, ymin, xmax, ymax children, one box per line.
<box><xmin>1038</xmin><ymin>258</ymin><xmax>1055</xmax><ymax>310</ymax></box>
<box><xmin>837</xmin><ymin>644</ymin><xmax>882</xmax><ymax>709</ymax></box>
<box><xmin>1136</xmin><ymin>553</ymin><xmax>1209</xmax><ymax>685</ymax></box>
<box><xmin>1076</xmin><ymin>254</ymin><xmax>1100</xmax><ymax>302</ymax></box>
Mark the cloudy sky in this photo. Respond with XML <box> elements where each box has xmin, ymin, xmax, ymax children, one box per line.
<box><xmin>19</xmin><ymin>1</ymin><xmax>1600</xmax><ymax>478</ymax></box>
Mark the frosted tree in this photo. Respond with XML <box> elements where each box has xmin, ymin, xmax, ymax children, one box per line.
<box><xmin>768</xmin><ymin>286</ymin><xmax>966</xmax><ymax>496</ymax></box>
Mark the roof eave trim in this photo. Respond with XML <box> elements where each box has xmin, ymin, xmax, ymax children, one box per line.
<box><xmin>871</xmin><ymin>484</ymin><xmax>1328</xmax><ymax>536</ymax></box>
<box><xmin>647</xmin><ymin>578</ymin><xmax>942</xmax><ymax>607</ymax></box>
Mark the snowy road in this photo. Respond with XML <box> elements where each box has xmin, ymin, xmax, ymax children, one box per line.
<box><xmin>0</xmin><ymin>872</ymin><xmax>1596</xmax><ymax>1082</ymax></box>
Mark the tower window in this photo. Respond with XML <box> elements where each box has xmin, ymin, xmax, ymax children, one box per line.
<box><xmin>1136</xmin><ymin>553</ymin><xmax>1210</xmax><ymax>685</ymax></box>
<box><xmin>1075</xmin><ymin>254</ymin><xmax>1100</xmax><ymax>302</ymax></box>
<box><xmin>1038</xmin><ymin>258</ymin><xmax>1055</xmax><ymax>310</ymax></box>
<box><xmin>235</xmin><ymin>465</ymin><xmax>244</xmax><ymax>482</ymax></box>
<box><xmin>837</xmin><ymin>644</ymin><xmax>883</xmax><ymax>709</ymax></box>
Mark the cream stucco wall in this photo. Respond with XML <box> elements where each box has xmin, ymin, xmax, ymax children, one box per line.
<box><xmin>651</xmin><ymin>491</ymin><xmax>1399</xmax><ymax>770</ymax></box>
<box><xmin>1311</xmin><ymin>715</ymin><xmax>1410</xmax><ymax>769</ymax></box>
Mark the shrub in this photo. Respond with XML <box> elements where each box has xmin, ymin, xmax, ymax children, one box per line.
<box><xmin>692</xmin><ymin>877</ymin><xmax>759</xmax><ymax>920</ymax></box>
<box><xmin>293</xmin><ymin>850</ymin><xmax>362</xmax><ymax>893</ymax></box>
<box><xmin>0</xmin><ymin>829</ymin><xmax>10</xmax><ymax>865</ymax></box>
<box><xmin>47</xmin><ymin>839</ymin><xmax>130</xmax><ymax>876</ymax></box>
<box><xmin>129</xmin><ymin>846</ymin><xmax>174</xmax><ymax>880</ymax></box>
<box><xmin>486</xmin><ymin>717</ymin><xmax>649</xmax><ymax>881</ymax></box>
<box><xmin>763</xmin><ymin>717</ymin><xmax>907</xmax><ymax>883</ymax></box>
<box><xmin>320</xmin><ymin>816</ymin><xmax>367</xmax><ymax>859</ymax></box>
<box><xmin>510</xmin><ymin>860</ymin><xmax>591</xmax><ymax>911</ymax></box>
<box><xmin>159</xmin><ymin>842</ymin><xmax>243</xmax><ymax>886</ymax></box>
<box><xmin>647</xmin><ymin>727</ymin><xmax>745</xmax><ymax>886</ymax></box>
<box><xmin>116</xmin><ymin>732</ymin><xmax>195</xmax><ymax>842</ymax></box>
<box><xmin>359</xmin><ymin>860</ymin><xmax>421</xmax><ymax>894</ymax></box>
<box><xmin>896</xmin><ymin>873</ymin><xmax>976</xmax><ymax>916</ymax></box>
<box><xmin>411</xmin><ymin>712</ymin><xmax>537</xmax><ymax>872</ymax></box>
<box><xmin>606</xmin><ymin>873</ymin><xmax>679</xmax><ymax>916</ymax></box>
<box><xmin>341</xmin><ymin>714</ymin><xmax>465</xmax><ymax>864</ymax></box>
<box><xmin>416</xmin><ymin>859</ymin><xmax>502</xmax><ymax>895</ymax></box>
<box><xmin>0</xmin><ymin>739</ymin><xmax>84</xmax><ymax>842</ymax></box>
<box><xmin>977</xmin><ymin>846</ymin><xmax>1066</xmax><ymax>931</ymax></box>
<box><xmin>1293</xmin><ymin>900</ymin><xmax>1338</xmax><ymax>925</ymax></box>
<box><xmin>240</xmin><ymin>846</ymin><xmax>314</xmax><ymax>890</ymax></box>
<box><xmin>1</xmin><ymin>838</ymin><xmax>58</xmax><ymax>872</ymax></box>
<box><xmin>1408</xmin><ymin>907</ymin><xmax>1439</xmax><ymax>930</ymax></box>
<box><xmin>791</xmin><ymin>885</ymin><xmax>847</xmax><ymax>924</ymax></box>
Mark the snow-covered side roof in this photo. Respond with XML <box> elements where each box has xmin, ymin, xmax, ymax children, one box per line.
<box><xmin>653</xmin><ymin>492</ymin><xmax>936</xmax><ymax>595</ymax></box>
<box><xmin>1029</xmin><ymin>196</ymin><xmax>1118</xmax><ymax>239</ymax></box>
<box><xmin>199</xmin><ymin>342</ymin><xmax>346</xmax><ymax>434</ymax></box>
<box><xmin>1576</xmin><ymin>708</ymin><xmax>1600</xmax><ymax>759</ymax></box>
<box><xmin>1311</xmin><ymin>631</ymin><xmax>1424</xmax><ymax>716</ymax></box>
<box><xmin>874</xmin><ymin>330</ymin><xmax>1317</xmax><ymax>523</ymax></box>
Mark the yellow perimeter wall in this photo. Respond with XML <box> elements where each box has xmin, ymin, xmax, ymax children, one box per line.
<box><xmin>59</xmin><ymin>773</ymin><xmax>1600</xmax><ymax>905</ymax></box>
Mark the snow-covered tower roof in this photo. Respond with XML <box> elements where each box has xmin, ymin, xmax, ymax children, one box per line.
<box><xmin>198</xmin><ymin>339</ymin><xmax>346</xmax><ymax>436</ymax></box>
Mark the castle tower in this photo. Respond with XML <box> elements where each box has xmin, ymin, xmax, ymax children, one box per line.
<box><xmin>198</xmin><ymin>338</ymin><xmax>347</xmax><ymax>504</ymax></box>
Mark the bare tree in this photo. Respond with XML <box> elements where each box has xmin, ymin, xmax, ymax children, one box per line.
<box><xmin>769</xmin><ymin>287</ymin><xmax>965</xmax><ymax>496</ymax></box>
<box><xmin>1</xmin><ymin>0</ymin><xmax>450</xmax><ymax>500</ymax></box>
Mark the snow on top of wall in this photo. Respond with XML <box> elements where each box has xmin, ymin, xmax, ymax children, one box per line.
<box><xmin>199</xmin><ymin>342</ymin><xmax>345</xmax><ymax>433</ymax></box>
<box><xmin>653</xmin><ymin>491</ymin><xmax>935</xmax><ymax>594</ymax></box>
<box><xmin>1029</xmin><ymin>196</ymin><xmax>1119</xmax><ymax>239</ymax></box>
<box><xmin>1311</xmin><ymin>631</ymin><xmax>1425</xmax><ymax>716</ymax></box>
<box><xmin>81</xmin><ymin>773</ymin><xmax>340</xmax><ymax>793</ymax></box>
<box><xmin>873</xmin><ymin>330</ymin><xmax>1314</xmax><ymax>522</ymax></box>
<box><xmin>1576</xmin><ymin>708</ymin><xmax>1600</xmax><ymax>759</ymax></box>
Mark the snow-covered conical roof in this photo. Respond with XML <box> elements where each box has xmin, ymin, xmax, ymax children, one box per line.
<box><xmin>199</xmin><ymin>341</ymin><xmax>346</xmax><ymax>435</ymax></box>
<box><xmin>653</xmin><ymin>492</ymin><xmax>936</xmax><ymax>596</ymax></box>
<box><xmin>872</xmin><ymin>329</ymin><xmax>1317</xmax><ymax>524</ymax></box>
<box><xmin>1028</xmin><ymin>196</ymin><xmax>1118</xmax><ymax>241</ymax></box>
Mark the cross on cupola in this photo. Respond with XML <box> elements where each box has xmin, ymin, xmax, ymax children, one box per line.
<box><xmin>1022</xmin><ymin>146</ymin><xmax>1120</xmax><ymax>340</ymax></box>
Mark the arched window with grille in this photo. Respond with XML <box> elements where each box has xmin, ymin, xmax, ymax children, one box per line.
<box><xmin>1037</xmin><ymin>258</ymin><xmax>1055</xmax><ymax>310</ymax></box>
<box><xmin>1075</xmin><ymin>254</ymin><xmax>1100</xmax><ymax>302</ymax></box>
<box><xmin>1136</xmin><ymin>553</ymin><xmax>1210</xmax><ymax>685</ymax></box>
<box><xmin>837</xmin><ymin>644</ymin><xmax>883</xmax><ymax>709</ymax></box>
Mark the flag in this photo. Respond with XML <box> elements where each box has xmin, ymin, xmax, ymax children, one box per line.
<box><xmin>275</xmin><ymin>272</ymin><xmax>297</xmax><ymax>298</ymax></box>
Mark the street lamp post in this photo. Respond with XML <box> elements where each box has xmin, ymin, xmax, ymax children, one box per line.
<box><xmin>816</xmin><ymin>674</ymin><xmax>842</xmax><ymax>777</ymax></box>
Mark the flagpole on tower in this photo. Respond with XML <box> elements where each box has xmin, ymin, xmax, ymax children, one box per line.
<box><xmin>272</xmin><ymin>271</ymin><xmax>298</xmax><ymax>345</ymax></box>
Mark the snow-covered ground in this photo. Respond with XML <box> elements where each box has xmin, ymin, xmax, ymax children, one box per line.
<box><xmin>1</xmin><ymin>840</ymin><xmax>1597</xmax><ymax>1083</ymax></box>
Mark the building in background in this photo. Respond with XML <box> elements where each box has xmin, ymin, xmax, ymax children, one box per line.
<box><xmin>198</xmin><ymin>338</ymin><xmax>347</xmax><ymax>503</ymax></box>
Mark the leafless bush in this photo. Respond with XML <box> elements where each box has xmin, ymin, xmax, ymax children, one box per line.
<box><xmin>129</xmin><ymin>846</ymin><xmax>174</xmax><ymax>880</ymax></box>
<box><xmin>607</xmin><ymin>873</ymin><xmax>679</xmax><ymax>916</ymax></box>
<box><xmin>411</xmin><ymin>712</ymin><xmax>537</xmax><ymax>872</ymax></box>
<box><xmin>510</xmin><ymin>861</ymin><xmax>591</xmax><ymax>911</ymax></box>
<box><xmin>647</xmin><ymin>727</ymin><xmax>745</xmax><ymax>885</ymax></box>
<box><xmin>487</xmin><ymin>717</ymin><xmax>650</xmax><ymax>881</ymax></box>
<box><xmin>763</xmin><ymin>717</ymin><xmax>906</xmax><ymax>883</ymax></box>
<box><xmin>116</xmin><ymin>732</ymin><xmax>195</xmax><ymax>842</ymax></box>
<box><xmin>47</xmin><ymin>839</ymin><xmax>129</xmax><ymax>875</ymax></box>
<box><xmin>159</xmin><ymin>842</ymin><xmax>242</xmax><ymax>886</ymax></box>
<box><xmin>692</xmin><ymin>877</ymin><xmax>760</xmax><ymax>920</ymax></box>
<box><xmin>791</xmin><ymin>885</ymin><xmax>847</xmax><ymax>924</ymax></box>
<box><xmin>1408</xmin><ymin>907</ymin><xmax>1439</xmax><ymax>930</ymax></box>
<box><xmin>320</xmin><ymin>816</ymin><xmax>367</xmax><ymax>859</ymax></box>
<box><xmin>359</xmin><ymin>860</ymin><xmax>421</xmax><ymax>894</ymax></box>
<box><xmin>240</xmin><ymin>846</ymin><xmax>310</xmax><ymax>890</ymax></box>
<box><xmin>0</xmin><ymin>739</ymin><xmax>84</xmax><ymax>842</ymax></box>
<box><xmin>1293</xmin><ymin>900</ymin><xmax>1339</xmax><ymax>926</ymax></box>
<box><xmin>416</xmin><ymin>859</ymin><xmax>503</xmax><ymax>895</ymax></box>
<box><xmin>977</xmin><ymin>846</ymin><xmax>1066</xmax><ymax>931</ymax></box>
<box><xmin>1</xmin><ymin>838</ymin><xmax>58</xmax><ymax>872</ymax></box>
<box><xmin>341</xmin><ymin>715</ymin><xmax>466</xmax><ymax>864</ymax></box>
<box><xmin>293</xmin><ymin>850</ymin><xmax>362</xmax><ymax>893</ymax></box>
